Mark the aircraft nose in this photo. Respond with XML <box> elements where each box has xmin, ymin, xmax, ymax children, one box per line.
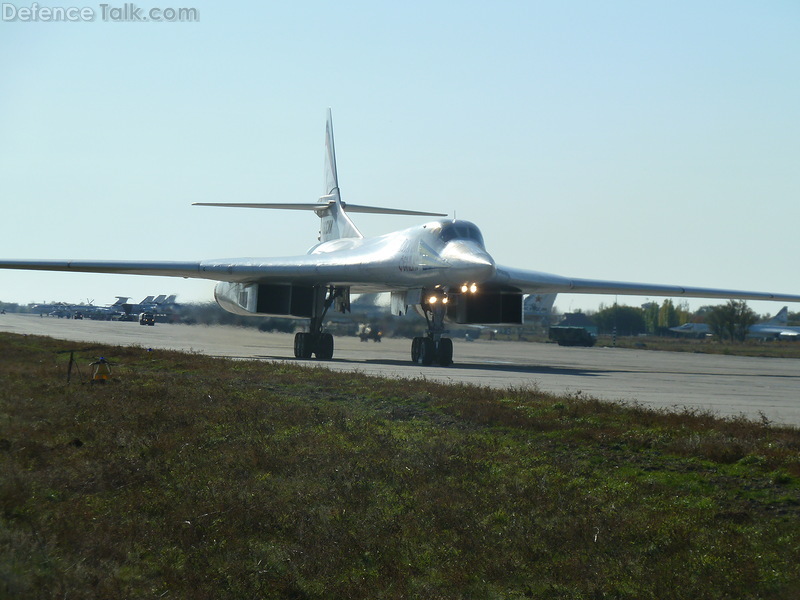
<box><xmin>441</xmin><ymin>240</ymin><xmax>496</xmax><ymax>281</ymax></box>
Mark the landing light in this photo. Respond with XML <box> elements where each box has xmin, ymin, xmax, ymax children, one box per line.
<box><xmin>470</xmin><ymin>283</ymin><xmax>478</xmax><ymax>294</ymax></box>
<box><xmin>428</xmin><ymin>296</ymin><xmax>438</xmax><ymax>304</ymax></box>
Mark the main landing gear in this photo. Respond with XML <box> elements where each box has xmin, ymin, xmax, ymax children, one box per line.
<box><xmin>411</xmin><ymin>291</ymin><xmax>454</xmax><ymax>367</ymax></box>
<box><xmin>294</xmin><ymin>330</ymin><xmax>334</xmax><ymax>360</ymax></box>
<box><xmin>293</xmin><ymin>286</ymin><xmax>345</xmax><ymax>360</ymax></box>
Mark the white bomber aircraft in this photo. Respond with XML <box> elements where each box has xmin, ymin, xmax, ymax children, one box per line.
<box><xmin>3</xmin><ymin>110</ymin><xmax>800</xmax><ymax>366</ymax></box>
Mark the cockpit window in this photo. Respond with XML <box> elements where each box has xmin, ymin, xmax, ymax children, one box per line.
<box><xmin>438</xmin><ymin>221</ymin><xmax>485</xmax><ymax>247</ymax></box>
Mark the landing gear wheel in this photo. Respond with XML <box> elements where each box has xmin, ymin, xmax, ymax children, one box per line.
<box><xmin>315</xmin><ymin>332</ymin><xmax>334</xmax><ymax>360</ymax></box>
<box><xmin>419</xmin><ymin>338</ymin><xmax>436</xmax><ymax>366</ymax></box>
<box><xmin>411</xmin><ymin>337</ymin><xmax>423</xmax><ymax>363</ymax></box>
<box><xmin>294</xmin><ymin>332</ymin><xmax>313</xmax><ymax>359</ymax></box>
<box><xmin>436</xmin><ymin>338</ymin><xmax>453</xmax><ymax>367</ymax></box>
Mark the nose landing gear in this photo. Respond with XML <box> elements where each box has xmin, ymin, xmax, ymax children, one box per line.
<box><xmin>411</xmin><ymin>336</ymin><xmax>453</xmax><ymax>366</ymax></box>
<box><xmin>411</xmin><ymin>291</ymin><xmax>454</xmax><ymax>366</ymax></box>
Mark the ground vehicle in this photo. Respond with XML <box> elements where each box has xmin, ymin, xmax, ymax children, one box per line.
<box><xmin>356</xmin><ymin>323</ymin><xmax>382</xmax><ymax>342</ymax></box>
<box><xmin>548</xmin><ymin>326</ymin><xmax>596</xmax><ymax>347</ymax></box>
<box><xmin>139</xmin><ymin>312</ymin><xmax>155</xmax><ymax>326</ymax></box>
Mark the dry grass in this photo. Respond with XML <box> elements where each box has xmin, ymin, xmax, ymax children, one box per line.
<box><xmin>595</xmin><ymin>334</ymin><xmax>800</xmax><ymax>358</ymax></box>
<box><xmin>1</xmin><ymin>332</ymin><xmax>799</xmax><ymax>599</ymax></box>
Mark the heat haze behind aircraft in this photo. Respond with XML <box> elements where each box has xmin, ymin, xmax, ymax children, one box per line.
<box><xmin>2</xmin><ymin>110</ymin><xmax>800</xmax><ymax>365</ymax></box>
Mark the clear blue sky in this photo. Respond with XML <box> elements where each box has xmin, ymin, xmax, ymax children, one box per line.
<box><xmin>1</xmin><ymin>1</ymin><xmax>798</xmax><ymax>316</ymax></box>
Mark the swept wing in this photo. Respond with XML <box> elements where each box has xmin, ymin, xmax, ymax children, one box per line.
<box><xmin>489</xmin><ymin>265</ymin><xmax>800</xmax><ymax>303</ymax></box>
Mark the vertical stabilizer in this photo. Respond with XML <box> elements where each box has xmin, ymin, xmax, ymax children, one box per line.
<box><xmin>318</xmin><ymin>109</ymin><xmax>363</xmax><ymax>241</ymax></box>
<box><xmin>764</xmin><ymin>306</ymin><xmax>789</xmax><ymax>325</ymax></box>
<box><xmin>192</xmin><ymin>110</ymin><xmax>444</xmax><ymax>239</ymax></box>
<box><xmin>324</xmin><ymin>108</ymin><xmax>339</xmax><ymax>200</ymax></box>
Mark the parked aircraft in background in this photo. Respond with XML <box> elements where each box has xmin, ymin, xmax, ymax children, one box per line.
<box><xmin>29</xmin><ymin>295</ymin><xmax>179</xmax><ymax>321</ymax></box>
<box><xmin>31</xmin><ymin>297</ymin><xmax>129</xmax><ymax>319</ymax></box>
<box><xmin>523</xmin><ymin>293</ymin><xmax>557</xmax><ymax>326</ymax></box>
<box><xmin>670</xmin><ymin>307</ymin><xmax>800</xmax><ymax>340</ymax></box>
<box><xmin>669</xmin><ymin>322</ymin><xmax>711</xmax><ymax>338</ymax></box>
<box><xmin>117</xmin><ymin>294</ymin><xmax>180</xmax><ymax>320</ymax></box>
<box><xmin>3</xmin><ymin>110</ymin><xmax>800</xmax><ymax>365</ymax></box>
<box><xmin>86</xmin><ymin>296</ymin><xmax>131</xmax><ymax>319</ymax></box>
<box><xmin>31</xmin><ymin>301</ymin><xmax>77</xmax><ymax>318</ymax></box>
<box><xmin>747</xmin><ymin>307</ymin><xmax>800</xmax><ymax>340</ymax></box>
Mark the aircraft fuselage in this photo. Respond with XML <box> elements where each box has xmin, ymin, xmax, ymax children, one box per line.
<box><xmin>203</xmin><ymin>219</ymin><xmax>496</xmax><ymax>292</ymax></box>
<box><xmin>309</xmin><ymin>219</ymin><xmax>495</xmax><ymax>289</ymax></box>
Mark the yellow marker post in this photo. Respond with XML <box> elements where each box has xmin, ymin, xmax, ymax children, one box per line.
<box><xmin>90</xmin><ymin>357</ymin><xmax>111</xmax><ymax>384</ymax></box>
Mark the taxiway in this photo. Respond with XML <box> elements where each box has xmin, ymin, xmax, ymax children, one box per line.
<box><xmin>1</xmin><ymin>313</ymin><xmax>798</xmax><ymax>426</ymax></box>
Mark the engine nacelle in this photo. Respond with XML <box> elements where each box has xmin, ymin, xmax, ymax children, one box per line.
<box><xmin>214</xmin><ymin>282</ymin><xmax>316</xmax><ymax>317</ymax></box>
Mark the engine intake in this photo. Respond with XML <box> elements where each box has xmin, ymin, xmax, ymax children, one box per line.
<box><xmin>214</xmin><ymin>282</ymin><xmax>316</xmax><ymax>317</ymax></box>
<box><xmin>446</xmin><ymin>290</ymin><xmax>522</xmax><ymax>324</ymax></box>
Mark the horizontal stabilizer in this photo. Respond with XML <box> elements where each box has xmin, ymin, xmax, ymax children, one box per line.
<box><xmin>340</xmin><ymin>204</ymin><xmax>446</xmax><ymax>217</ymax></box>
<box><xmin>193</xmin><ymin>202</ymin><xmax>446</xmax><ymax>217</ymax></box>
<box><xmin>193</xmin><ymin>203</ymin><xmax>324</xmax><ymax>211</ymax></box>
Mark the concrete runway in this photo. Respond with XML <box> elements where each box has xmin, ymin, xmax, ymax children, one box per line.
<box><xmin>2</xmin><ymin>313</ymin><xmax>799</xmax><ymax>426</ymax></box>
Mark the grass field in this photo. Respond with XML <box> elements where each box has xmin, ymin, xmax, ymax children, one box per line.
<box><xmin>494</xmin><ymin>331</ymin><xmax>800</xmax><ymax>360</ymax></box>
<box><xmin>594</xmin><ymin>335</ymin><xmax>800</xmax><ymax>359</ymax></box>
<box><xmin>2</xmin><ymin>332</ymin><xmax>799</xmax><ymax>599</ymax></box>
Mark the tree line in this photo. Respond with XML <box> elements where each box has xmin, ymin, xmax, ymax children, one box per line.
<box><xmin>585</xmin><ymin>299</ymin><xmax>773</xmax><ymax>341</ymax></box>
